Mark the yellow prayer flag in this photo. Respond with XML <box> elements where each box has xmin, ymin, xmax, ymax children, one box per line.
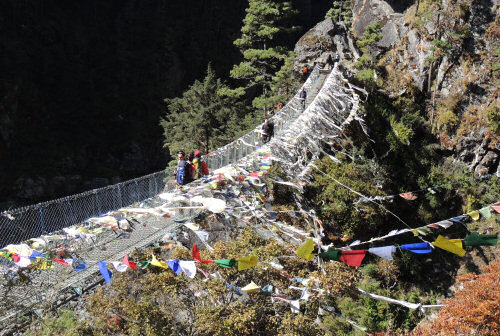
<box><xmin>467</xmin><ymin>210</ymin><xmax>480</xmax><ymax>221</ymax></box>
<box><xmin>432</xmin><ymin>235</ymin><xmax>466</xmax><ymax>257</ymax></box>
<box><xmin>241</xmin><ymin>281</ymin><xmax>261</xmax><ymax>294</ymax></box>
<box><xmin>411</xmin><ymin>229</ymin><xmax>418</xmax><ymax>236</ymax></box>
<box><xmin>236</xmin><ymin>255</ymin><xmax>259</xmax><ymax>271</ymax></box>
<box><xmin>34</xmin><ymin>257</ymin><xmax>54</xmax><ymax>269</ymax></box>
<box><xmin>151</xmin><ymin>255</ymin><xmax>169</xmax><ymax>269</ymax></box>
<box><xmin>296</xmin><ymin>238</ymin><xmax>316</xmax><ymax>261</ymax></box>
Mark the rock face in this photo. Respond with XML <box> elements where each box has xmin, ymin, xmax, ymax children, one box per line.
<box><xmin>294</xmin><ymin>17</ymin><xmax>338</xmax><ymax>69</ymax></box>
<box><xmin>294</xmin><ymin>18</ymin><xmax>360</xmax><ymax>71</ymax></box>
<box><xmin>352</xmin><ymin>0</ymin><xmax>405</xmax><ymax>49</ymax></box>
<box><xmin>301</xmin><ymin>0</ymin><xmax>500</xmax><ymax>176</ymax></box>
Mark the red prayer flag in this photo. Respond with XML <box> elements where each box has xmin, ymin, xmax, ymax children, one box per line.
<box><xmin>249</xmin><ymin>172</ymin><xmax>260</xmax><ymax>177</ymax></box>
<box><xmin>123</xmin><ymin>254</ymin><xmax>137</xmax><ymax>270</ymax></box>
<box><xmin>426</xmin><ymin>223</ymin><xmax>440</xmax><ymax>229</ymax></box>
<box><xmin>339</xmin><ymin>250</ymin><xmax>367</xmax><ymax>267</ymax></box>
<box><xmin>491</xmin><ymin>202</ymin><xmax>500</xmax><ymax>214</ymax></box>
<box><xmin>399</xmin><ymin>192</ymin><xmax>417</xmax><ymax>200</ymax></box>
<box><xmin>192</xmin><ymin>244</ymin><xmax>213</xmax><ymax>264</ymax></box>
<box><xmin>52</xmin><ymin>258</ymin><xmax>70</xmax><ymax>267</ymax></box>
<box><xmin>12</xmin><ymin>254</ymin><xmax>20</xmax><ymax>262</ymax></box>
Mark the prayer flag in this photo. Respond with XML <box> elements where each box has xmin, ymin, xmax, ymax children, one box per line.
<box><xmin>463</xmin><ymin>233</ymin><xmax>498</xmax><ymax>246</ymax></box>
<box><xmin>399</xmin><ymin>192</ymin><xmax>417</xmax><ymax>200</ymax></box>
<box><xmin>318</xmin><ymin>249</ymin><xmax>341</xmax><ymax>261</ymax></box>
<box><xmin>491</xmin><ymin>202</ymin><xmax>500</xmax><ymax>214</ymax></box>
<box><xmin>478</xmin><ymin>206</ymin><xmax>492</xmax><ymax>219</ymax></box>
<box><xmin>151</xmin><ymin>255</ymin><xmax>169</xmax><ymax>269</ymax></box>
<box><xmin>52</xmin><ymin>258</ymin><xmax>70</xmax><ymax>267</ymax></box>
<box><xmin>261</xmin><ymin>285</ymin><xmax>273</xmax><ymax>295</ymax></box>
<box><xmin>98</xmin><ymin>261</ymin><xmax>112</xmax><ymax>284</ymax></box>
<box><xmin>192</xmin><ymin>244</ymin><xmax>213</xmax><ymax>264</ymax></box>
<box><xmin>123</xmin><ymin>254</ymin><xmax>137</xmax><ymax>270</ymax></box>
<box><xmin>435</xmin><ymin>220</ymin><xmax>454</xmax><ymax>229</ymax></box>
<box><xmin>73</xmin><ymin>260</ymin><xmax>86</xmax><ymax>272</ymax></box>
<box><xmin>296</xmin><ymin>238</ymin><xmax>315</xmax><ymax>261</ymax></box>
<box><xmin>111</xmin><ymin>262</ymin><xmax>128</xmax><ymax>273</ymax></box>
<box><xmin>467</xmin><ymin>210</ymin><xmax>480</xmax><ymax>221</ymax></box>
<box><xmin>226</xmin><ymin>283</ymin><xmax>243</xmax><ymax>295</ymax></box>
<box><xmin>167</xmin><ymin>260</ymin><xmax>181</xmax><ymax>275</ymax></box>
<box><xmin>30</xmin><ymin>250</ymin><xmax>45</xmax><ymax>261</ymax></box>
<box><xmin>416</xmin><ymin>227</ymin><xmax>432</xmax><ymax>235</ymax></box>
<box><xmin>15</xmin><ymin>256</ymin><xmax>32</xmax><ymax>268</ymax></box>
<box><xmin>339</xmin><ymin>250</ymin><xmax>366</xmax><ymax>267</ymax></box>
<box><xmin>34</xmin><ymin>257</ymin><xmax>53</xmax><ymax>269</ymax></box>
<box><xmin>449</xmin><ymin>215</ymin><xmax>468</xmax><ymax>224</ymax></box>
<box><xmin>290</xmin><ymin>300</ymin><xmax>300</xmax><ymax>314</ymax></box>
<box><xmin>426</xmin><ymin>224</ymin><xmax>440</xmax><ymax>229</ymax></box>
<box><xmin>179</xmin><ymin>261</ymin><xmax>197</xmax><ymax>278</ymax></box>
<box><xmin>215</xmin><ymin>259</ymin><xmax>237</xmax><ymax>268</ymax></box>
<box><xmin>432</xmin><ymin>235</ymin><xmax>466</xmax><ymax>257</ymax></box>
<box><xmin>401</xmin><ymin>242</ymin><xmax>432</xmax><ymax>254</ymax></box>
<box><xmin>368</xmin><ymin>246</ymin><xmax>396</xmax><ymax>261</ymax></box>
<box><xmin>241</xmin><ymin>281</ymin><xmax>261</xmax><ymax>294</ymax></box>
<box><xmin>236</xmin><ymin>255</ymin><xmax>259</xmax><ymax>271</ymax></box>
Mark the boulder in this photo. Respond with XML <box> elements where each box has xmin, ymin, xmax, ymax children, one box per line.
<box><xmin>294</xmin><ymin>18</ymin><xmax>338</xmax><ymax>69</ymax></box>
<box><xmin>352</xmin><ymin>0</ymin><xmax>404</xmax><ymax>49</ymax></box>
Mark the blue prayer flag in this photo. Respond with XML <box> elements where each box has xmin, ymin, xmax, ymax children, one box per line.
<box><xmin>98</xmin><ymin>261</ymin><xmax>113</xmax><ymax>284</ymax></box>
<box><xmin>73</xmin><ymin>260</ymin><xmax>87</xmax><ymax>272</ymax></box>
<box><xmin>167</xmin><ymin>260</ymin><xmax>181</xmax><ymax>275</ymax></box>
<box><xmin>401</xmin><ymin>242</ymin><xmax>432</xmax><ymax>254</ymax></box>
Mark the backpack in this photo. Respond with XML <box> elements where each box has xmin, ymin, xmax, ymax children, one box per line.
<box><xmin>177</xmin><ymin>161</ymin><xmax>193</xmax><ymax>185</ymax></box>
<box><xmin>192</xmin><ymin>157</ymin><xmax>201</xmax><ymax>179</ymax></box>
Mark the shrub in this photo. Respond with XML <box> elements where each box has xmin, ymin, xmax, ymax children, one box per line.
<box><xmin>413</xmin><ymin>261</ymin><xmax>500</xmax><ymax>335</ymax></box>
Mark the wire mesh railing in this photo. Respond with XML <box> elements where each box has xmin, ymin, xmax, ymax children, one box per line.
<box><xmin>0</xmin><ymin>66</ymin><xmax>325</xmax><ymax>248</ymax></box>
<box><xmin>204</xmin><ymin>66</ymin><xmax>322</xmax><ymax>171</ymax></box>
<box><xmin>0</xmin><ymin>170</ymin><xmax>172</xmax><ymax>247</ymax></box>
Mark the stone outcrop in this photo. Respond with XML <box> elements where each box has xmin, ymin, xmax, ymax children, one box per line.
<box><xmin>296</xmin><ymin>0</ymin><xmax>499</xmax><ymax>176</ymax></box>
<box><xmin>294</xmin><ymin>18</ymin><xmax>360</xmax><ymax>71</ymax></box>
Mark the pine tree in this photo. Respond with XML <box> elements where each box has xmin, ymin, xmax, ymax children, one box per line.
<box><xmin>161</xmin><ymin>64</ymin><xmax>243</xmax><ymax>157</ymax></box>
<box><xmin>224</xmin><ymin>0</ymin><xmax>299</xmax><ymax>113</ymax></box>
<box><xmin>325</xmin><ymin>0</ymin><xmax>353</xmax><ymax>29</ymax></box>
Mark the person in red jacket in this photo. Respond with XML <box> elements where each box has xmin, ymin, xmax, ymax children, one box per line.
<box><xmin>193</xmin><ymin>150</ymin><xmax>209</xmax><ymax>178</ymax></box>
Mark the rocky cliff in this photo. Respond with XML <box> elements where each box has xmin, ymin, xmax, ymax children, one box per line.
<box><xmin>294</xmin><ymin>0</ymin><xmax>499</xmax><ymax>177</ymax></box>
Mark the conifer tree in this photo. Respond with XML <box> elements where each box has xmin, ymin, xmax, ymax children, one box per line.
<box><xmin>325</xmin><ymin>0</ymin><xmax>353</xmax><ymax>28</ymax></box>
<box><xmin>161</xmin><ymin>64</ymin><xmax>243</xmax><ymax>157</ymax></box>
<box><xmin>224</xmin><ymin>0</ymin><xmax>299</xmax><ymax>113</ymax></box>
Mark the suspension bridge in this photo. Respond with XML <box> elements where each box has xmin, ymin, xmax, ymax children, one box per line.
<box><xmin>0</xmin><ymin>63</ymin><xmax>366</xmax><ymax>331</ymax></box>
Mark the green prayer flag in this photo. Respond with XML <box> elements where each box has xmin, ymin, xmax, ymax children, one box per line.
<box><xmin>318</xmin><ymin>249</ymin><xmax>341</xmax><ymax>261</ymax></box>
<box><xmin>215</xmin><ymin>259</ymin><xmax>237</xmax><ymax>268</ymax></box>
<box><xmin>139</xmin><ymin>260</ymin><xmax>151</xmax><ymax>269</ymax></box>
<box><xmin>463</xmin><ymin>233</ymin><xmax>498</xmax><ymax>246</ymax></box>
<box><xmin>478</xmin><ymin>206</ymin><xmax>492</xmax><ymax>219</ymax></box>
<box><xmin>416</xmin><ymin>227</ymin><xmax>432</xmax><ymax>236</ymax></box>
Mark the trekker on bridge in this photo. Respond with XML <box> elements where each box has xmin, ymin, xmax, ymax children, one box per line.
<box><xmin>262</xmin><ymin>119</ymin><xmax>275</xmax><ymax>144</ymax></box>
<box><xmin>299</xmin><ymin>88</ymin><xmax>307</xmax><ymax>109</ymax></box>
<box><xmin>193</xmin><ymin>150</ymin><xmax>209</xmax><ymax>178</ymax></box>
<box><xmin>326</xmin><ymin>53</ymin><xmax>334</xmax><ymax>70</ymax></box>
<box><xmin>176</xmin><ymin>151</ymin><xmax>194</xmax><ymax>185</ymax></box>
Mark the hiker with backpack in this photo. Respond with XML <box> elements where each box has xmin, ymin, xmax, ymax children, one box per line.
<box><xmin>175</xmin><ymin>151</ymin><xmax>194</xmax><ymax>185</ymax></box>
<box><xmin>299</xmin><ymin>88</ymin><xmax>307</xmax><ymax>109</ymax></box>
<box><xmin>192</xmin><ymin>150</ymin><xmax>209</xmax><ymax>179</ymax></box>
<box><xmin>262</xmin><ymin>119</ymin><xmax>274</xmax><ymax>144</ymax></box>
